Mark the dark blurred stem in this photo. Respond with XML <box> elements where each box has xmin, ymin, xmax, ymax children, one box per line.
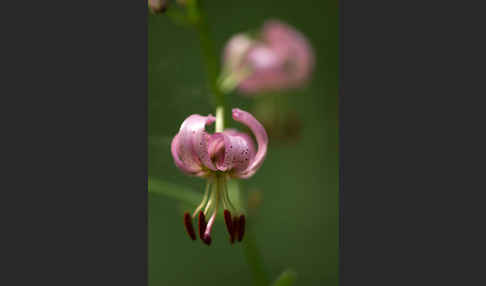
<box><xmin>243</xmin><ymin>226</ymin><xmax>270</xmax><ymax>286</ymax></box>
<box><xmin>233</xmin><ymin>181</ymin><xmax>269</xmax><ymax>286</ymax></box>
<box><xmin>186</xmin><ymin>0</ymin><xmax>225</xmax><ymax>110</ymax></box>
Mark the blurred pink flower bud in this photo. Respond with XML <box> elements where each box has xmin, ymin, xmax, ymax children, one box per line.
<box><xmin>223</xmin><ymin>34</ymin><xmax>254</xmax><ymax>73</ymax></box>
<box><xmin>222</xmin><ymin>20</ymin><xmax>315</xmax><ymax>94</ymax></box>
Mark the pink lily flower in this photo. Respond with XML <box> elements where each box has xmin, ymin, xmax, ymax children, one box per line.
<box><xmin>222</xmin><ymin>19</ymin><xmax>315</xmax><ymax>94</ymax></box>
<box><xmin>171</xmin><ymin>108</ymin><xmax>268</xmax><ymax>245</ymax></box>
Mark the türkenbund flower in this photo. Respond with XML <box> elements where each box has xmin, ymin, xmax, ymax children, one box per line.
<box><xmin>221</xmin><ymin>19</ymin><xmax>315</xmax><ymax>94</ymax></box>
<box><xmin>171</xmin><ymin>108</ymin><xmax>268</xmax><ymax>245</ymax></box>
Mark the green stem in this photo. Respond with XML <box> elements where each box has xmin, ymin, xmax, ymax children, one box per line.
<box><xmin>243</xmin><ymin>226</ymin><xmax>270</xmax><ymax>286</ymax></box>
<box><xmin>215</xmin><ymin>105</ymin><xmax>224</xmax><ymax>132</ymax></box>
<box><xmin>186</xmin><ymin>2</ymin><xmax>268</xmax><ymax>285</ymax></box>
<box><xmin>232</xmin><ymin>181</ymin><xmax>269</xmax><ymax>286</ymax></box>
<box><xmin>186</xmin><ymin>0</ymin><xmax>224</xmax><ymax>109</ymax></box>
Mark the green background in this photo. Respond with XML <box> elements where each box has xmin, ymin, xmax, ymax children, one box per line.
<box><xmin>148</xmin><ymin>0</ymin><xmax>338</xmax><ymax>285</ymax></box>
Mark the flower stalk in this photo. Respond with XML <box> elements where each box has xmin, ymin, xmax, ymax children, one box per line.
<box><xmin>243</xmin><ymin>228</ymin><xmax>270</xmax><ymax>286</ymax></box>
<box><xmin>215</xmin><ymin>105</ymin><xmax>224</xmax><ymax>132</ymax></box>
<box><xmin>177</xmin><ymin>1</ymin><xmax>269</xmax><ymax>284</ymax></box>
<box><xmin>186</xmin><ymin>0</ymin><xmax>224</xmax><ymax>109</ymax></box>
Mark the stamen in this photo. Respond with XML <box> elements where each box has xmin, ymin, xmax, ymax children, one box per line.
<box><xmin>222</xmin><ymin>185</ymin><xmax>232</xmax><ymax>210</ymax></box>
<box><xmin>192</xmin><ymin>179</ymin><xmax>212</xmax><ymax>218</ymax></box>
<box><xmin>221</xmin><ymin>186</ymin><xmax>229</xmax><ymax>210</ymax></box>
<box><xmin>202</xmin><ymin>234</ymin><xmax>212</xmax><ymax>246</ymax></box>
<box><xmin>204</xmin><ymin>180</ymin><xmax>218</xmax><ymax>215</ymax></box>
<box><xmin>223</xmin><ymin>209</ymin><xmax>235</xmax><ymax>244</ymax></box>
<box><xmin>204</xmin><ymin>196</ymin><xmax>213</xmax><ymax>215</ymax></box>
<box><xmin>183</xmin><ymin>212</ymin><xmax>196</xmax><ymax>240</ymax></box>
<box><xmin>203</xmin><ymin>212</ymin><xmax>216</xmax><ymax>246</ymax></box>
<box><xmin>222</xmin><ymin>175</ymin><xmax>238</xmax><ymax>213</ymax></box>
<box><xmin>238</xmin><ymin>214</ymin><xmax>246</xmax><ymax>242</ymax></box>
<box><xmin>202</xmin><ymin>178</ymin><xmax>221</xmax><ymax>246</ymax></box>
<box><xmin>198</xmin><ymin>211</ymin><xmax>207</xmax><ymax>241</ymax></box>
<box><xmin>232</xmin><ymin>216</ymin><xmax>239</xmax><ymax>242</ymax></box>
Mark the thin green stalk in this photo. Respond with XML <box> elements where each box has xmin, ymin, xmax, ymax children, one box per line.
<box><xmin>215</xmin><ymin>105</ymin><xmax>224</xmax><ymax>132</ymax></box>
<box><xmin>232</xmin><ymin>181</ymin><xmax>269</xmax><ymax>286</ymax></box>
<box><xmin>186</xmin><ymin>2</ymin><xmax>269</xmax><ymax>285</ymax></box>
<box><xmin>243</xmin><ymin>226</ymin><xmax>270</xmax><ymax>286</ymax></box>
<box><xmin>186</xmin><ymin>0</ymin><xmax>224</xmax><ymax>109</ymax></box>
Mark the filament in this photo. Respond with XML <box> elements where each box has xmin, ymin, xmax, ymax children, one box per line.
<box><xmin>222</xmin><ymin>175</ymin><xmax>238</xmax><ymax>213</ymax></box>
<box><xmin>204</xmin><ymin>181</ymin><xmax>217</xmax><ymax>215</ymax></box>
<box><xmin>204</xmin><ymin>182</ymin><xmax>220</xmax><ymax>238</ymax></box>
<box><xmin>193</xmin><ymin>178</ymin><xmax>212</xmax><ymax>218</ymax></box>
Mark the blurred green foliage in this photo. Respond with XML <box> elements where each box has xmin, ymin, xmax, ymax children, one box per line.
<box><xmin>272</xmin><ymin>269</ymin><xmax>298</xmax><ymax>286</ymax></box>
<box><xmin>148</xmin><ymin>0</ymin><xmax>338</xmax><ymax>285</ymax></box>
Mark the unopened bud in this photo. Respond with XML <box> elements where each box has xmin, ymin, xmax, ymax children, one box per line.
<box><xmin>148</xmin><ymin>0</ymin><xmax>168</xmax><ymax>14</ymax></box>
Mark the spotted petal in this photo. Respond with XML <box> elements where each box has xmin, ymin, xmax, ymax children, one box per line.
<box><xmin>173</xmin><ymin>114</ymin><xmax>217</xmax><ymax>176</ymax></box>
<box><xmin>171</xmin><ymin>133</ymin><xmax>200</xmax><ymax>175</ymax></box>
<box><xmin>210</xmin><ymin>129</ymin><xmax>255</xmax><ymax>174</ymax></box>
<box><xmin>231</xmin><ymin>108</ymin><xmax>268</xmax><ymax>178</ymax></box>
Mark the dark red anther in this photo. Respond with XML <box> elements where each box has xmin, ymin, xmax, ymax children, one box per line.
<box><xmin>202</xmin><ymin>234</ymin><xmax>212</xmax><ymax>246</ymax></box>
<box><xmin>223</xmin><ymin>209</ymin><xmax>235</xmax><ymax>244</ymax></box>
<box><xmin>198</xmin><ymin>211</ymin><xmax>207</xmax><ymax>241</ymax></box>
<box><xmin>232</xmin><ymin>216</ymin><xmax>239</xmax><ymax>243</ymax></box>
<box><xmin>183</xmin><ymin>212</ymin><xmax>196</xmax><ymax>240</ymax></box>
<box><xmin>237</xmin><ymin>215</ymin><xmax>246</xmax><ymax>242</ymax></box>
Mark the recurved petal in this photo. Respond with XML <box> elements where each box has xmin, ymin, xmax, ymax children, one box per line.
<box><xmin>171</xmin><ymin>133</ymin><xmax>201</xmax><ymax>175</ymax></box>
<box><xmin>231</xmin><ymin>109</ymin><xmax>268</xmax><ymax>178</ymax></box>
<box><xmin>223</xmin><ymin>129</ymin><xmax>256</xmax><ymax>159</ymax></box>
<box><xmin>216</xmin><ymin>130</ymin><xmax>255</xmax><ymax>173</ymax></box>
<box><xmin>178</xmin><ymin>114</ymin><xmax>218</xmax><ymax>172</ymax></box>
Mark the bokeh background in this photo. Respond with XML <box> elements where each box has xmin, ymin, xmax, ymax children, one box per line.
<box><xmin>148</xmin><ymin>0</ymin><xmax>338</xmax><ymax>285</ymax></box>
